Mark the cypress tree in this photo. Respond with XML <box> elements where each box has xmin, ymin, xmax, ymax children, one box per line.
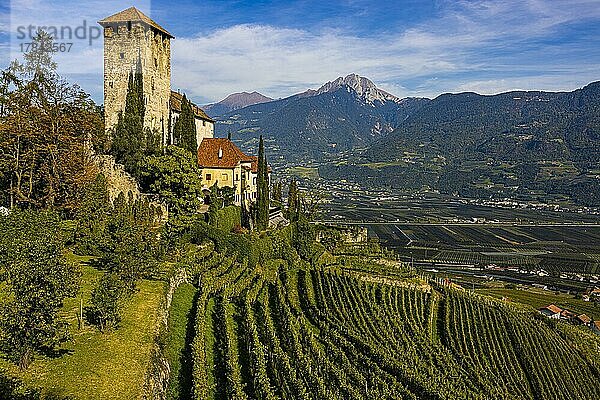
<box><xmin>173</xmin><ymin>94</ymin><xmax>197</xmax><ymax>153</ymax></box>
<box><xmin>111</xmin><ymin>65</ymin><xmax>145</xmax><ymax>176</ymax></box>
<box><xmin>263</xmin><ymin>152</ymin><xmax>270</xmax><ymax>210</ymax></box>
<box><xmin>110</xmin><ymin>59</ymin><xmax>160</xmax><ymax>175</ymax></box>
<box><xmin>256</xmin><ymin>135</ymin><xmax>269</xmax><ymax>230</ymax></box>
<box><xmin>272</xmin><ymin>180</ymin><xmax>283</xmax><ymax>206</ymax></box>
<box><xmin>287</xmin><ymin>179</ymin><xmax>299</xmax><ymax>222</ymax></box>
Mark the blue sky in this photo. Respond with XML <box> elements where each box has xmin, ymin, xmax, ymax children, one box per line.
<box><xmin>2</xmin><ymin>0</ymin><xmax>600</xmax><ymax>104</ymax></box>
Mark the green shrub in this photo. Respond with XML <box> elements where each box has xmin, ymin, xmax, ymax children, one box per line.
<box><xmin>214</xmin><ymin>206</ymin><xmax>241</xmax><ymax>233</ymax></box>
<box><xmin>88</xmin><ymin>273</ymin><xmax>129</xmax><ymax>332</ymax></box>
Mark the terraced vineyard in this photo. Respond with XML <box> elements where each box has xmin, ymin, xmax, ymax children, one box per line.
<box><xmin>175</xmin><ymin>229</ymin><xmax>600</xmax><ymax>400</ymax></box>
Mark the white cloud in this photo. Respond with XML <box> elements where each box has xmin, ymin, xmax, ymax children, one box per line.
<box><xmin>2</xmin><ymin>0</ymin><xmax>599</xmax><ymax>104</ymax></box>
<box><xmin>5</xmin><ymin>0</ymin><xmax>152</xmax><ymax>93</ymax></box>
<box><xmin>172</xmin><ymin>0</ymin><xmax>600</xmax><ymax>103</ymax></box>
<box><xmin>172</xmin><ymin>24</ymin><xmax>472</xmax><ymax>103</ymax></box>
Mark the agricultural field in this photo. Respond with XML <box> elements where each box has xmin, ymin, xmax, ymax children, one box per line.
<box><xmin>286</xmin><ymin>166</ymin><xmax>320</xmax><ymax>179</ymax></box>
<box><xmin>375</xmin><ymin>224</ymin><xmax>600</xmax><ymax>275</ymax></box>
<box><xmin>176</xmin><ymin>230</ymin><xmax>600</xmax><ymax>400</ymax></box>
<box><xmin>478</xmin><ymin>287</ymin><xmax>600</xmax><ymax>320</ymax></box>
<box><xmin>317</xmin><ymin>191</ymin><xmax>600</xmax><ymax>277</ymax></box>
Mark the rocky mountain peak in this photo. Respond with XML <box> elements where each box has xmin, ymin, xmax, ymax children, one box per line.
<box><xmin>315</xmin><ymin>74</ymin><xmax>400</xmax><ymax>105</ymax></box>
<box><xmin>204</xmin><ymin>91</ymin><xmax>273</xmax><ymax>116</ymax></box>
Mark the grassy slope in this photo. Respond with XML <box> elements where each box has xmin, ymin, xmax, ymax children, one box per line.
<box><xmin>479</xmin><ymin>287</ymin><xmax>600</xmax><ymax>320</ymax></box>
<box><xmin>165</xmin><ymin>282</ymin><xmax>197</xmax><ymax>400</ymax></box>
<box><xmin>0</xmin><ymin>254</ymin><xmax>166</xmax><ymax>399</ymax></box>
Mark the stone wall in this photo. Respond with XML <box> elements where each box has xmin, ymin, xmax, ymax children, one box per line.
<box><xmin>94</xmin><ymin>154</ymin><xmax>141</xmax><ymax>200</ymax></box>
<box><xmin>103</xmin><ymin>22</ymin><xmax>171</xmax><ymax>134</ymax></box>
<box><xmin>316</xmin><ymin>225</ymin><xmax>369</xmax><ymax>244</ymax></box>
<box><xmin>93</xmin><ymin>154</ymin><xmax>168</xmax><ymax>221</ymax></box>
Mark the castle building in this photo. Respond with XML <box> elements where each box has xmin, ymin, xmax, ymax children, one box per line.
<box><xmin>99</xmin><ymin>7</ymin><xmax>267</xmax><ymax>208</ymax></box>
<box><xmin>99</xmin><ymin>7</ymin><xmax>172</xmax><ymax>139</ymax></box>
<box><xmin>169</xmin><ymin>90</ymin><xmax>214</xmax><ymax>149</ymax></box>
<box><xmin>99</xmin><ymin>7</ymin><xmax>214</xmax><ymax>146</ymax></box>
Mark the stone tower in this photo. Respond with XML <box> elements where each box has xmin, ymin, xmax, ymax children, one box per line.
<box><xmin>99</xmin><ymin>7</ymin><xmax>173</xmax><ymax>141</ymax></box>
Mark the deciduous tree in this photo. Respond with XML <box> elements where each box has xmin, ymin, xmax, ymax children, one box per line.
<box><xmin>0</xmin><ymin>31</ymin><xmax>103</xmax><ymax>212</ymax></box>
<box><xmin>139</xmin><ymin>145</ymin><xmax>203</xmax><ymax>217</ymax></box>
<box><xmin>0</xmin><ymin>210</ymin><xmax>80</xmax><ymax>369</ymax></box>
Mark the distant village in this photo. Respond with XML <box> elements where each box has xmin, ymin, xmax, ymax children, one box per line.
<box><xmin>539</xmin><ymin>287</ymin><xmax>600</xmax><ymax>336</ymax></box>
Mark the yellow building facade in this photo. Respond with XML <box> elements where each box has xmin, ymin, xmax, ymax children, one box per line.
<box><xmin>197</xmin><ymin>138</ymin><xmax>266</xmax><ymax>206</ymax></box>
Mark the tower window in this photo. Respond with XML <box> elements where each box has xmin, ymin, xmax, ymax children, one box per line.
<box><xmin>109</xmin><ymin>81</ymin><xmax>113</xmax><ymax>88</ymax></box>
<box><xmin>206</xmin><ymin>174</ymin><xmax>212</xmax><ymax>181</ymax></box>
<box><xmin>154</xmin><ymin>58</ymin><xmax>158</xmax><ymax>67</ymax></box>
<box><xmin>127</xmin><ymin>21</ymin><xmax>132</xmax><ymax>31</ymax></box>
<box><xmin>120</xmin><ymin>52</ymin><xmax>124</xmax><ymax>59</ymax></box>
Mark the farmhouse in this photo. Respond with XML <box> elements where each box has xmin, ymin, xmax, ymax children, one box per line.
<box><xmin>593</xmin><ymin>321</ymin><xmax>600</xmax><ymax>335</ymax></box>
<box><xmin>576</xmin><ymin>314</ymin><xmax>592</xmax><ymax>326</ymax></box>
<box><xmin>560</xmin><ymin>309</ymin><xmax>577</xmax><ymax>321</ymax></box>
<box><xmin>539</xmin><ymin>304</ymin><xmax>562</xmax><ymax>319</ymax></box>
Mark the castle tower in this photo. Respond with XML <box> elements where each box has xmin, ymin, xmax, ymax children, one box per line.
<box><xmin>99</xmin><ymin>7</ymin><xmax>173</xmax><ymax>141</ymax></box>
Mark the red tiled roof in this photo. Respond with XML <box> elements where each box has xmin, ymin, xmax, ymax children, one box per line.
<box><xmin>578</xmin><ymin>314</ymin><xmax>592</xmax><ymax>324</ymax></box>
<box><xmin>544</xmin><ymin>304</ymin><xmax>563</xmax><ymax>314</ymax></box>
<box><xmin>170</xmin><ymin>91</ymin><xmax>214</xmax><ymax>122</ymax></box>
<box><xmin>99</xmin><ymin>7</ymin><xmax>174</xmax><ymax>38</ymax></box>
<box><xmin>197</xmin><ymin>138</ymin><xmax>254</xmax><ymax>169</ymax></box>
<box><xmin>242</xmin><ymin>156</ymin><xmax>273</xmax><ymax>173</ymax></box>
<box><xmin>594</xmin><ymin>321</ymin><xmax>600</xmax><ymax>330</ymax></box>
<box><xmin>241</xmin><ymin>156</ymin><xmax>259</xmax><ymax>173</ymax></box>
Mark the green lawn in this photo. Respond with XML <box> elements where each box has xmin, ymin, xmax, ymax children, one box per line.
<box><xmin>479</xmin><ymin>287</ymin><xmax>600</xmax><ymax>320</ymax></box>
<box><xmin>0</xmin><ymin>253</ymin><xmax>166</xmax><ymax>399</ymax></box>
<box><xmin>286</xmin><ymin>166</ymin><xmax>319</xmax><ymax>179</ymax></box>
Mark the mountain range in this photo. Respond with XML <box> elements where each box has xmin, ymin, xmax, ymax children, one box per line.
<box><xmin>204</xmin><ymin>91</ymin><xmax>273</xmax><ymax>117</ymax></box>
<box><xmin>211</xmin><ymin>74</ymin><xmax>429</xmax><ymax>159</ymax></box>
<box><xmin>328</xmin><ymin>81</ymin><xmax>600</xmax><ymax>206</ymax></box>
<box><xmin>208</xmin><ymin>75</ymin><xmax>600</xmax><ymax>206</ymax></box>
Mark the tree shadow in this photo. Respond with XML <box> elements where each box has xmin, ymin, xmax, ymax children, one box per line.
<box><xmin>176</xmin><ymin>289</ymin><xmax>199</xmax><ymax>400</ymax></box>
<box><xmin>38</xmin><ymin>346</ymin><xmax>74</xmax><ymax>359</ymax></box>
<box><xmin>0</xmin><ymin>370</ymin><xmax>74</xmax><ymax>400</ymax></box>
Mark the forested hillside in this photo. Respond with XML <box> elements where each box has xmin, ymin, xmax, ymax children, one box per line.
<box><xmin>321</xmin><ymin>82</ymin><xmax>600</xmax><ymax>205</ymax></box>
<box><xmin>369</xmin><ymin>81</ymin><xmax>600</xmax><ymax>165</ymax></box>
<box><xmin>215</xmin><ymin>75</ymin><xmax>429</xmax><ymax>159</ymax></box>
